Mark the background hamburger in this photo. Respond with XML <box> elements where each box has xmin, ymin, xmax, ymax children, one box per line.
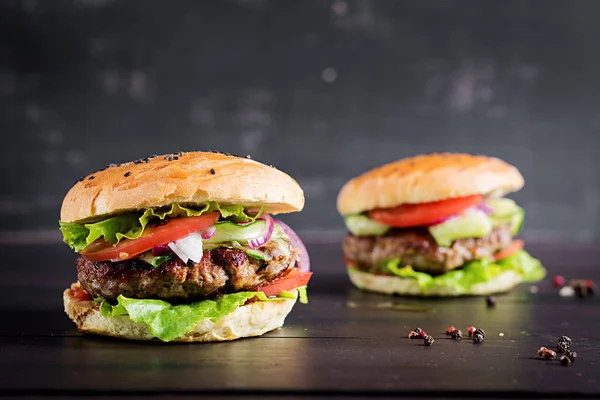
<box><xmin>337</xmin><ymin>153</ymin><xmax>545</xmax><ymax>297</ymax></box>
<box><xmin>60</xmin><ymin>151</ymin><xmax>311</xmax><ymax>342</ymax></box>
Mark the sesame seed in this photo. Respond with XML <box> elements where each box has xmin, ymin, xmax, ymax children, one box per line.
<box><xmin>246</xmin><ymin>155</ymin><xmax>252</xmax><ymax>159</ymax></box>
<box><xmin>177</xmin><ymin>151</ymin><xmax>184</xmax><ymax>156</ymax></box>
<box><xmin>210</xmin><ymin>168</ymin><xmax>216</xmax><ymax>174</ymax></box>
<box><xmin>124</xmin><ymin>171</ymin><xmax>131</xmax><ymax>177</ymax></box>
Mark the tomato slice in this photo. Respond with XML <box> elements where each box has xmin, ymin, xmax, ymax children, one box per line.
<box><xmin>493</xmin><ymin>240</ymin><xmax>524</xmax><ymax>261</ymax></box>
<box><xmin>80</xmin><ymin>212</ymin><xmax>220</xmax><ymax>262</ymax></box>
<box><xmin>368</xmin><ymin>195</ymin><xmax>483</xmax><ymax>228</ymax></box>
<box><xmin>257</xmin><ymin>269</ymin><xmax>313</xmax><ymax>297</ymax></box>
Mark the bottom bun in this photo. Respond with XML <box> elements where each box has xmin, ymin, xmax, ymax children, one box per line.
<box><xmin>347</xmin><ymin>267</ymin><xmax>522</xmax><ymax>297</ymax></box>
<box><xmin>63</xmin><ymin>283</ymin><xmax>296</xmax><ymax>342</ymax></box>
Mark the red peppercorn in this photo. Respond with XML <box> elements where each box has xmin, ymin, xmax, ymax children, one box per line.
<box><xmin>553</xmin><ymin>275</ymin><xmax>565</xmax><ymax>287</ymax></box>
<box><xmin>419</xmin><ymin>330</ymin><xmax>428</xmax><ymax>338</ymax></box>
<box><xmin>446</xmin><ymin>326</ymin><xmax>456</xmax><ymax>335</ymax></box>
<box><xmin>467</xmin><ymin>326</ymin><xmax>476</xmax><ymax>337</ymax></box>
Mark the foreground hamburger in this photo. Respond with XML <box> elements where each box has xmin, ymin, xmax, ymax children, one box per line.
<box><xmin>60</xmin><ymin>151</ymin><xmax>311</xmax><ymax>342</ymax></box>
<box><xmin>337</xmin><ymin>153</ymin><xmax>545</xmax><ymax>296</ymax></box>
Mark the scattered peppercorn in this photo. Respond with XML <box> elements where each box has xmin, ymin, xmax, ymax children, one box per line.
<box><xmin>553</xmin><ymin>275</ymin><xmax>565</xmax><ymax>287</ymax></box>
<box><xmin>486</xmin><ymin>296</ymin><xmax>496</xmax><ymax>308</ymax></box>
<box><xmin>419</xmin><ymin>330</ymin><xmax>428</xmax><ymax>338</ymax></box>
<box><xmin>164</xmin><ymin>155</ymin><xmax>173</xmax><ymax>161</ymax></box>
<box><xmin>536</xmin><ymin>347</ymin><xmax>548</xmax><ymax>358</ymax></box>
<box><xmin>77</xmin><ymin>177</ymin><xmax>84</xmax><ymax>182</ymax></box>
<box><xmin>408</xmin><ymin>331</ymin><xmax>420</xmax><ymax>339</ymax></box>
<box><xmin>124</xmin><ymin>172</ymin><xmax>131</xmax><ymax>177</ymax></box>
<box><xmin>451</xmin><ymin>330</ymin><xmax>463</xmax><ymax>340</ymax></box>
<box><xmin>88</xmin><ymin>175</ymin><xmax>95</xmax><ymax>180</ymax></box>
<box><xmin>564</xmin><ymin>350</ymin><xmax>577</xmax><ymax>362</ymax></box>
<box><xmin>557</xmin><ymin>336</ymin><xmax>572</xmax><ymax>352</ymax></box>
<box><xmin>173</xmin><ymin>156</ymin><xmax>179</xmax><ymax>160</ymax></box>
<box><xmin>585</xmin><ymin>280</ymin><xmax>596</xmax><ymax>295</ymax></box>
<box><xmin>560</xmin><ymin>355</ymin><xmax>572</xmax><ymax>366</ymax></box>
<box><xmin>210</xmin><ymin>168</ymin><xmax>216</xmax><ymax>175</ymax></box>
<box><xmin>424</xmin><ymin>335</ymin><xmax>435</xmax><ymax>346</ymax></box>
<box><xmin>467</xmin><ymin>326</ymin><xmax>476</xmax><ymax>337</ymax></box>
<box><xmin>445</xmin><ymin>326</ymin><xmax>456</xmax><ymax>335</ymax></box>
<box><xmin>413</xmin><ymin>328</ymin><xmax>422</xmax><ymax>334</ymax></box>
<box><xmin>474</xmin><ymin>328</ymin><xmax>485</xmax><ymax>338</ymax></box>
<box><xmin>473</xmin><ymin>333</ymin><xmax>484</xmax><ymax>344</ymax></box>
<box><xmin>541</xmin><ymin>349</ymin><xmax>557</xmax><ymax>359</ymax></box>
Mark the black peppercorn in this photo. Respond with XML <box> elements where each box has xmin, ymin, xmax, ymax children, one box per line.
<box><xmin>473</xmin><ymin>333</ymin><xmax>484</xmax><ymax>344</ymax></box>
<box><xmin>451</xmin><ymin>329</ymin><xmax>463</xmax><ymax>340</ymax></box>
<box><xmin>560</xmin><ymin>355</ymin><xmax>572</xmax><ymax>366</ymax></box>
<box><xmin>486</xmin><ymin>296</ymin><xmax>496</xmax><ymax>308</ymax></box>
<box><xmin>424</xmin><ymin>335</ymin><xmax>435</xmax><ymax>346</ymax></box>
<box><xmin>557</xmin><ymin>336</ymin><xmax>572</xmax><ymax>352</ymax></box>
<box><xmin>474</xmin><ymin>328</ymin><xmax>485</xmax><ymax>338</ymax></box>
<box><xmin>124</xmin><ymin>171</ymin><xmax>131</xmax><ymax>177</ymax></box>
<box><xmin>88</xmin><ymin>175</ymin><xmax>95</xmax><ymax>180</ymax></box>
<box><xmin>564</xmin><ymin>350</ymin><xmax>577</xmax><ymax>361</ymax></box>
<box><xmin>210</xmin><ymin>168</ymin><xmax>216</xmax><ymax>175</ymax></box>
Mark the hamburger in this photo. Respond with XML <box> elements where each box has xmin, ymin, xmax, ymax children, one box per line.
<box><xmin>337</xmin><ymin>153</ymin><xmax>545</xmax><ymax>296</ymax></box>
<box><xmin>60</xmin><ymin>151</ymin><xmax>311</xmax><ymax>342</ymax></box>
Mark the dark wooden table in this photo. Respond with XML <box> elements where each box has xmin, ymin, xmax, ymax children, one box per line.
<box><xmin>2</xmin><ymin>242</ymin><xmax>600</xmax><ymax>398</ymax></box>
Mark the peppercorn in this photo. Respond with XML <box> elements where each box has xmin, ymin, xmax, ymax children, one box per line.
<box><xmin>486</xmin><ymin>296</ymin><xmax>496</xmax><ymax>308</ymax></box>
<box><xmin>474</xmin><ymin>328</ymin><xmax>485</xmax><ymax>338</ymax></box>
<box><xmin>210</xmin><ymin>168</ymin><xmax>216</xmax><ymax>175</ymax></box>
<box><xmin>564</xmin><ymin>350</ymin><xmax>577</xmax><ymax>362</ymax></box>
<box><xmin>585</xmin><ymin>280</ymin><xmax>596</xmax><ymax>295</ymax></box>
<box><xmin>413</xmin><ymin>328</ymin><xmax>422</xmax><ymax>335</ymax></box>
<box><xmin>560</xmin><ymin>355</ymin><xmax>572</xmax><ymax>366</ymax></box>
<box><xmin>424</xmin><ymin>335</ymin><xmax>435</xmax><ymax>346</ymax></box>
<box><xmin>467</xmin><ymin>326</ymin><xmax>476</xmax><ymax>337</ymax></box>
<box><xmin>556</xmin><ymin>336</ymin><xmax>572</xmax><ymax>352</ymax></box>
<box><xmin>451</xmin><ymin>329</ymin><xmax>463</xmax><ymax>340</ymax></box>
<box><xmin>542</xmin><ymin>349</ymin><xmax>557</xmax><ymax>359</ymax></box>
<box><xmin>419</xmin><ymin>330</ymin><xmax>427</xmax><ymax>339</ymax></box>
<box><xmin>124</xmin><ymin>171</ymin><xmax>131</xmax><ymax>177</ymax></box>
<box><xmin>553</xmin><ymin>275</ymin><xmax>565</xmax><ymax>287</ymax></box>
<box><xmin>408</xmin><ymin>331</ymin><xmax>420</xmax><ymax>339</ymax></box>
<box><xmin>473</xmin><ymin>333</ymin><xmax>484</xmax><ymax>344</ymax></box>
<box><xmin>536</xmin><ymin>347</ymin><xmax>548</xmax><ymax>358</ymax></box>
<box><xmin>445</xmin><ymin>326</ymin><xmax>456</xmax><ymax>335</ymax></box>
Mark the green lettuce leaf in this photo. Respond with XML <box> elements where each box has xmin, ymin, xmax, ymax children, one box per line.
<box><xmin>59</xmin><ymin>202</ymin><xmax>262</xmax><ymax>252</ymax></box>
<box><xmin>379</xmin><ymin>250</ymin><xmax>545</xmax><ymax>295</ymax></box>
<box><xmin>496</xmin><ymin>249</ymin><xmax>546</xmax><ymax>282</ymax></box>
<box><xmin>99</xmin><ymin>290</ymin><xmax>295</xmax><ymax>342</ymax></box>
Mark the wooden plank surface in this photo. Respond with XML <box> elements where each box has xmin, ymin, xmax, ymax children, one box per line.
<box><xmin>1</xmin><ymin>243</ymin><xmax>599</xmax><ymax>397</ymax></box>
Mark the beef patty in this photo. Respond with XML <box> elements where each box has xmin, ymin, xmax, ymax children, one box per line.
<box><xmin>343</xmin><ymin>225</ymin><xmax>513</xmax><ymax>275</ymax></box>
<box><xmin>77</xmin><ymin>240</ymin><xmax>296</xmax><ymax>301</ymax></box>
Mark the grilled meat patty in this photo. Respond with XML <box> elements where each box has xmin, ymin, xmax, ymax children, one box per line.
<box><xmin>343</xmin><ymin>225</ymin><xmax>513</xmax><ymax>275</ymax></box>
<box><xmin>77</xmin><ymin>240</ymin><xmax>295</xmax><ymax>301</ymax></box>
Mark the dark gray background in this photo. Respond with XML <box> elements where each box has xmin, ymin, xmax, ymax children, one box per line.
<box><xmin>2</xmin><ymin>0</ymin><xmax>599</xmax><ymax>243</ymax></box>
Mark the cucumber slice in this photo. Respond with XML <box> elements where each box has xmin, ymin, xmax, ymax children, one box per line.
<box><xmin>204</xmin><ymin>220</ymin><xmax>286</xmax><ymax>244</ymax></box>
<box><xmin>486</xmin><ymin>198</ymin><xmax>520</xmax><ymax>218</ymax></box>
<box><xmin>491</xmin><ymin>207</ymin><xmax>524</xmax><ymax>235</ymax></box>
<box><xmin>344</xmin><ymin>214</ymin><xmax>390</xmax><ymax>236</ymax></box>
<box><xmin>429</xmin><ymin>209</ymin><xmax>493</xmax><ymax>247</ymax></box>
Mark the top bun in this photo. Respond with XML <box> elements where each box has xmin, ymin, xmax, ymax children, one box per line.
<box><xmin>337</xmin><ymin>153</ymin><xmax>524</xmax><ymax>215</ymax></box>
<box><xmin>61</xmin><ymin>151</ymin><xmax>305</xmax><ymax>223</ymax></box>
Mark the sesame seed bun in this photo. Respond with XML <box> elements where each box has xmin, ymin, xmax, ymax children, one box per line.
<box><xmin>61</xmin><ymin>151</ymin><xmax>305</xmax><ymax>223</ymax></box>
<box><xmin>63</xmin><ymin>283</ymin><xmax>296</xmax><ymax>342</ymax></box>
<box><xmin>346</xmin><ymin>267</ymin><xmax>522</xmax><ymax>297</ymax></box>
<box><xmin>336</xmin><ymin>153</ymin><xmax>524</xmax><ymax>215</ymax></box>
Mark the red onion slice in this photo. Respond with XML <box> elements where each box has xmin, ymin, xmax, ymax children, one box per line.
<box><xmin>152</xmin><ymin>244</ymin><xmax>171</xmax><ymax>256</ymax></box>
<box><xmin>476</xmin><ymin>202</ymin><xmax>494</xmax><ymax>215</ymax></box>
<box><xmin>201</xmin><ymin>226</ymin><xmax>216</xmax><ymax>239</ymax></box>
<box><xmin>248</xmin><ymin>214</ymin><xmax>274</xmax><ymax>249</ymax></box>
<box><xmin>274</xmin><ymin>219</ymin><xmax>310</xmax><ymax>273</ymax></box>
